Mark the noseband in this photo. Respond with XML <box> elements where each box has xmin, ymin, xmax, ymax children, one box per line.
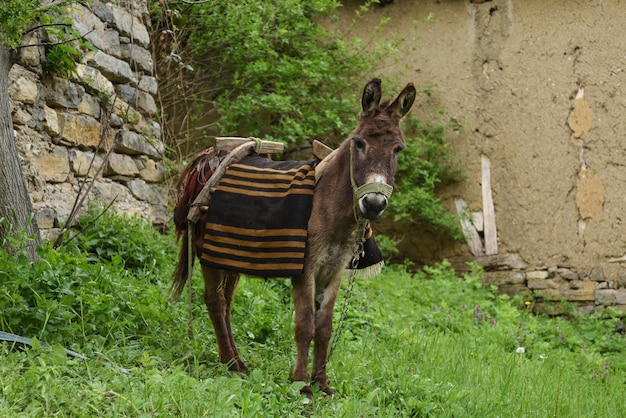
<box><xmin>349</xmin><ymin>140</ymin><xmax>394</xmax><ymax>222</ymax></box>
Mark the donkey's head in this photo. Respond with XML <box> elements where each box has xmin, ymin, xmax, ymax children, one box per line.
<box><xmin>348</xmin><ymin>78</ymin><xmax>416</xmax><ymax>220</ymax></box>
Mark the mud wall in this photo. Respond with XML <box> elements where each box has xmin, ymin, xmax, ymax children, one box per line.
<box><xmin>334</xmin><ymin>0</ymin><xmax>626</xmax><ymax>310</ymax></box>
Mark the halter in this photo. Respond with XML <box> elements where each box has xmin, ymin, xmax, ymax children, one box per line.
<box><xmin>349</xmin><ymin>139</ymin><xmax>394</xmax><ymax>222</ymax></box>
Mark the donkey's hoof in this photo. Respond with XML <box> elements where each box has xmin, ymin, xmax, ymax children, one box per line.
<box><xmin>320</xmin><ymin>385</ymin><xmax>334</xmax><ymax>396</ymax></box>
<box><xmin>226</xmin><ymin>359</ymin><xmax>248</xmax><ymax>373</ymax></box>
<box><xmin>300</xmin><ymin>384</ymin><xmax>313</xmax><ymax>399</ymax></box>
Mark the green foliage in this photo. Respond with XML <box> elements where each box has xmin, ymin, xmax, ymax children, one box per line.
<box><xmin>41</xmin><ymin>42</ymin><xmax>80</xmax><ymax>76</ymax></box>
<box><xmin>0</xmin><ymin>209</ymin><xmax>176</xmax><ymax>347</ymax></box>
<box><xmin>1</xmin><ymin>0</ymin><xmax>86</xmax><ymax>76</ymax></box>
<box><xmin>70</xmin><ymin>208</ymin><xmax>172</xmax><ymax>272</ymax></box>
<box><xmin>0</xmin><ymin>211</ymin><xmax>38</xmax><ymax>256</ymax></box>
<box><xmin>152</xmin><ymin>0</ymin><xmax>396</xmax><ymax>152</ymax></box>
<box><xmin>390</xmin><ymin>114</ymin><xmax>465</xmax><ymax>238</ymax></box>
<box><xmin>0</xmin><ymin>0</ymin><xmax>41</xmax><ymax>50</ymax></box>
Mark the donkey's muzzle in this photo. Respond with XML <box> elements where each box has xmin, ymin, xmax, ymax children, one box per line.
<box><xmin>359</xmin><ymin>193</ymin><xmax>388</xmax><ymax>220</ymax></box>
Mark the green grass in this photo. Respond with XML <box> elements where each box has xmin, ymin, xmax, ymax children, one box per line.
<box><xmin>1</xmin><ymin>213</ymin><xmax>625</xmax><ymax>417</ymax></box>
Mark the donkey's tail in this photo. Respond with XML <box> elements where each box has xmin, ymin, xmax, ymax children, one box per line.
<box><xmin>169</xmin><ymin>148</ymin><xmax>219</xmax><ymax>301</ymax></box>
<box><xmin>170</xmin><ymin>226</ymin><xmax>194</xmax><ymax>301</ymax></box>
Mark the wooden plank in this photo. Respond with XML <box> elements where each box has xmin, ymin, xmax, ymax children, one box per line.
<box><xmin>447</xmin><ymin>253</ymin><xmax>527</xmax><ymax>272</ymax></box>
<box><xmin>314</xmin><ymin>145</ymin><xmax>340</xmax><ymax>183</ymax></box>
<box><xmin>312</xmin><ymin>140</ymin><xmax>333</xmax><ymax>159</ymax></box>
<box><xmin>215</xmin><ymin>136</ymin><xmax>284</xmax><ymax>154</ymax></box>
<box><xmin>454</xmin><ymin>197</ymin><xmax>484</xmax><ymax>256</ymax></box>
<box><xmin>471</xmin><ymin>211</ymin><xmax>484</xmax><ymax>231</ymax></box>
<box><xmin>481</xmin><ymin>154</ymin><xmax>498</xmax><ymax>255</ymax></box>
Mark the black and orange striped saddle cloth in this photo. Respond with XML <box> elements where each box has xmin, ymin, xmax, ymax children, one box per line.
<box><xmin>197</xmin><ymin>155</ymin><xmax>383</xmax><ymax>277</ymax></box>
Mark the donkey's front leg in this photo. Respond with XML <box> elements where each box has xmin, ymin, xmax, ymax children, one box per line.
<box><xmin>311</xmin><ymin>275</ymin><xmax>343</xmax><ymax>395</ymax></box>
<box><xmin>291</xmin><ymin>274</ymin><xmax>315</xmax><ymax>396</ymax></box>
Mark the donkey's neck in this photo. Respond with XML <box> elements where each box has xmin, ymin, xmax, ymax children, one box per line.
<box><xmin>310</xmin><ymin>140</ymin><xmax>358</xmax><ymax>240</ymax></box>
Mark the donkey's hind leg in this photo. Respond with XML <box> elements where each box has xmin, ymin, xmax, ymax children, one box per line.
<box><xmin>201</xmin><ymin>266</ymin><xmax>246</xmax><ymax>371</ymax></box>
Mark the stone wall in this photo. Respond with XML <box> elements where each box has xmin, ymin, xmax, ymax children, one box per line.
<box><xmin>8</xmin><ymin>0</ymin><xmax>167</xmax><ymax>237</ymax></box>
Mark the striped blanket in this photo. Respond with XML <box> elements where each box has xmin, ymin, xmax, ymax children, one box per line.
<box><xmin>197</xmin><ymin>155</ymin><xmax>383</xmax><ymax>277</ymax></box>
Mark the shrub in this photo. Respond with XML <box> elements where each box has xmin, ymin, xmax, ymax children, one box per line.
<box><xmin>0</xmin><ymin>209</ymin><xmax>177</xmax><ymax>348</ymax></box>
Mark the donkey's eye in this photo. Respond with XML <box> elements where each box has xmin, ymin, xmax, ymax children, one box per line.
<box><xmin>393</xmin><ymin>146</ymin><xmax>403</xmax><ymax>157</ymax></box>
<box><xmin>354</xmin><ymin>138</ymin><xmax>366</xmax><ymax>152</ymax></box>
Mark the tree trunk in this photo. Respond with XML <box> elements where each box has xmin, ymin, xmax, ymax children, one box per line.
<box><xmin>0</xmin><ymin>47</ymin><xmax>41</xmax><ymax>261</ymax></box>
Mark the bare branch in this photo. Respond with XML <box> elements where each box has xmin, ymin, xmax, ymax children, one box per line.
<box><xmin>23</xmin><ymin>22</ymin><xmax>72</xmax><ymax>35</ymax></box>
<box><xmin>17</xmin><ymin>28</ymin><xmax>95</xmax><ymax>49</ymax></box>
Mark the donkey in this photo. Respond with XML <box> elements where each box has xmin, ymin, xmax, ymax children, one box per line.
<box><xmin>172</xmin><ymin>78</ymin><xmax>416</xmax><ymax>396</ymax></box>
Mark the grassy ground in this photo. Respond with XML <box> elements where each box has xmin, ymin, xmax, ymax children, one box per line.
<box><xmin>1</xmin><ymin>213</ymin><xmax>625</xmax><ymax>417</ymax></box>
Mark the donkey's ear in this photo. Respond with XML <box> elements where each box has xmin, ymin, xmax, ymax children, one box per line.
<box><xmin>361</xmin><ymin>78</ymin><xmax>382</xmax><ymax>115</ymax></box>
<box><xmin>388</xmin><ymin>83</ymin><xmax>416</xmax><ymax>119</ymax></box>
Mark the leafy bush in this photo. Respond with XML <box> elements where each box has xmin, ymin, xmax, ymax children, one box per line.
<box><xmin>151</xmin><ymin>0</ymin><xmax>396</xmax><ymax>154</ymax></box>
<box><xmin>390</xmin><ymin>114</ymin><xmax>465</xmax><ymax>238</ymax></box>
<box><xmin>0</xmin><ymin>209</ymin><xmax>177</xmax><ymax>348</ymax></box>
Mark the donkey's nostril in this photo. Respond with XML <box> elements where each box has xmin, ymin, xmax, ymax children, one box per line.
<box><xmin>359</xmin><ymin>193</ymin><xmax>388</xmax><ymax>219</ymax></box>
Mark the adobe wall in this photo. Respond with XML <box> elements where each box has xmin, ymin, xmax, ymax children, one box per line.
<box><xmin>8</xmin><ymin>0</ymin><xmax>167</xmax><ymax>237</ymax></box>
<box><xmin>334</xmin><ymin>0</ymin><xmax>626</xmax><ymax>310</ymax></box>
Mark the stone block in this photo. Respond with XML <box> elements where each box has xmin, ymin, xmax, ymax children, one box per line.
<box><xmin>84</xmin><ymin>50</ymin><xmax>134</xmax><ymax>84</ymax></box>
<box><xmin>59</xmin><ymin>113</ymin><xmax>102</xmax><ymax>149</ymax></box>
<box><xmin>589</xmin><ymin>267</ymin><xmax>605</xmax><ymax>282</ymax></box>
<box><xmin>37</xmin><ymin>147</ymin><xmax>70</xmax><ymax>183</ymax></box>
<box><xmin>9</xmin><ymin>65</ymin><xmax>39</xmax><ymax>104</ymax></box>
<box><xmin>117</xmin><ymin>84</ymin><xmax>157</xmax><ymax>116</ymax></box>
<box><xmin>556</xmin><ymin>268</ymin><xmax>578</xmax><ymax>281</ymax></box>
<box><xmin>35</xmin><ymin>207</ymin><xmax>57</xmax><ymax>229</ymax></box>
<box><xmin>44</xmin><ymin>105</ymin><xmax>60</xmax><ymax>136</ymax></box>
<box><xmin>91</xmin><ymin>179</ymin><xmax>131</xmax><ymax>203</ymax></box>
<box><xmin>538</xmin><ymin>278</ymin><xmax>597</xmax><ymax>302</ymax></box>
<box><xmin>498</xmin><ymin>284</ymin><xmax>531</xmax><ymax>298</ymax></box>
<box><xmin>69</xmin><ymin>4</ymin><xmax>121</xmax><ymax>57</ymax></box>
<box><xmin>78</xmin><ymin>93</ymin><xmax>101</xmax><ymax>118</ymax></box>
<box><xmin>70</xmin><ymin>149</ymin><xmax>104</xmax><ymax>177</ymax></box>
<box><xmin>120</xmin><ymin>43</ymin><xmax>154</xmax><ymax>74</ymax></box>
<box><xmin>106</xmin><ymin>153</ymin><xmax>140</xmax><ymax>177</ymax></box>
<box><xmin>19</xmin><ymin>32</ymin><xmax>42</xmax><ymax>67</ymax></box>
<box><xmin>527</xmin><ymin>278</ymin><xmax>550</xmax><ymax>289</ymax></box>
<box><xmin>138</xmin><ymin>75</ymin><xmax>158</xmax><ymax>95</ymax></box>
<box><xmin>481</xmin><ymin>270</ymin><xmax>526</xmax><ymax>286</ymax></box>
<box><xmin>105</xmin><ymin>3</ymin><xmax>150</xmax><ymax>47</ymax></box>
<box><xmin>12</xmin><ymin>108</ymin><xmax>31</xmax><ymax>126</ymax></box>
<box><xmin>150</xmin><ymin>204</ymin><xmax>170</xmax><ymax>227</ymax></box>
<box><xmin>526</xmin><ymin>270</ymin><xmax>549</xmax><ymax>280</ymax></box>
<box><xmin>596</xmin><ymin>289</ymin><xmax>626</xmax><ymax>305</ymax></box>
<box><xmin>112</xmin><ymin>100</ymin><xmax>142</xmax><ymax>124</ymax></box>
<box><xmin>115</xmin><ymin>130</ymin><xmax>162</xmax><ymax>160</ymax></box>
<box><xmin>91</xmin><ymin>1</ymin><xmax>114</xmax><ymax>24</ymax></box>
<box><xmin>72</xmin><ymin>64</ymin><xmax>115</xmax><ymax>99</ymax></box>
<box><xmin>128</xmin><ymin>178</ymin><xmax>167</xmax><ymax>205</ymax></box>
<box><xmin>138</xmin><ymin>156</ymin><xmax>165</xmax><ymax>183</ymax></box>
<box><xmin>44</xmin><ymin>76</ymin><xmax>85</xmax><ymax>108</ymax></box>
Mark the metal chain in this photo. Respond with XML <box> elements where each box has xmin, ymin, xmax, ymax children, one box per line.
<box><xmin>322</xmin><ymin>220</ymin><xmax>369</xmax><ymax>373</ymax></box>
